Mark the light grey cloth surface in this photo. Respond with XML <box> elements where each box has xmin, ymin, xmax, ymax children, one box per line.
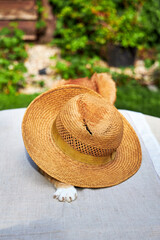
<box><xmin>145</xmin><ymin>114</ymin><xmax>160</xmax><ymax>144</ymax></box>
<box><xmin>120</xmin><ymin>110</ymin><xmax>160</xmax><ymax>178</ymax></box>
<box><xmin>0</xmin><ymin>108</ymin><xmax>160</xmax><ymax>240</ymax></box>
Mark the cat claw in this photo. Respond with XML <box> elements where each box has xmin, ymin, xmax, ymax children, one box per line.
<box><xmin>53</xmin><ymin>186</ymin><xmax>77</xmax><ymax>202</ymax></box>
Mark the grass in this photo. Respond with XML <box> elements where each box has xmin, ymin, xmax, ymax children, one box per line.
<box><xmin>116</xmin><ymin>83</ymin><xmax>160</xmax><ymax>117</ymax></box>
<box><xmin>0</xmin><ymin>83</ymin><xmax>160</xmax><ymax>117</ymax></box>
<box><xmin>0</xmin><ymin>93</ymin><xmax>40</xmax><ymax>111</ymax></box>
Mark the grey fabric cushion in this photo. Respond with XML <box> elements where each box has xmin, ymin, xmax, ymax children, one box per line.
<box><xmin>0</xmin><ymin>108</ymin><xmax>160</xmax><ymax>240</ymax></box>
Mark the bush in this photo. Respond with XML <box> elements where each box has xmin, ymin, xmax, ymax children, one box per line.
<box><xmin>109</xmin><ymin>7</ymin><xmax>145</xmax><ymax>47</ymax></box>
<box><xmin>100</xmin><ymin>0</ymin><xmax>146</xmax><ymax>48</ymax></box>
<box><xmin>49</xmin><ymin>0</ymin><xmax>117</xmax><ymax>56</ymax></box>
<box><xmin>49</xmin><ymin>0</ymin><xmax>148</xmax><ymax>78</ymax></box>
<box><xmin>50</xmin><ymin>0</ymin><xmax>146</xmax><ymax>56</ymax></box>
<box><xmin>55</xmin><ymin>55</ymin><xmax>110</xmax><ymax>79</ymax></box>
<box><xmin>0</xmin><ymin>23</ymin><xmax>27</xmax><ymax>94</ymax></box>
<box><xmin>140</xmin><ymin>0</ymin><xmax>160</xmax><ymax>48</ymax></box>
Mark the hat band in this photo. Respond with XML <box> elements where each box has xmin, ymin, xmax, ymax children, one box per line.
<box><xmin>51</xmin><ymin>120</ymin><xmax>116</xmax><ymax>166</ymax></box>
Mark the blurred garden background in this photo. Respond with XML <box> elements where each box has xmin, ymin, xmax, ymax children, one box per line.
<box><xmin>0</xmin><ymin>0</ymin><xmax>160</xmax><ymax>117</ymax></box>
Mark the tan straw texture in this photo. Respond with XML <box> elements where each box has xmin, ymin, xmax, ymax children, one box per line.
<box><xmin>52</xmin><ymin>72</ymin><xmax>117</xmax><ymax>104</ymax></box>
<box><xmin>22</xmin><ymin>85</ymin><xmax>142</xmax><ymax>188</ymax></box>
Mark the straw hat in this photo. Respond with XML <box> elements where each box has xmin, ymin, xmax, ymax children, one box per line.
<box><xmin>22</xmin><ymin>85</ymin><xmax>142</xmax><ymax>188</ymax></box>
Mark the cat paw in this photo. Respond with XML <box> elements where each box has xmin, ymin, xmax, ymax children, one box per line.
<box><xmin>53</xmin><ymin>186</ymin><xmax>77</xmax><ymax>202</ymax></box>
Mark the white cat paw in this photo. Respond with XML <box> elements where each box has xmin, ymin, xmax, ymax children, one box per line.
<box><xmin>53</xmin><ymin>186</ymin><xmax>77</xmax><ymax>202</ymax></box>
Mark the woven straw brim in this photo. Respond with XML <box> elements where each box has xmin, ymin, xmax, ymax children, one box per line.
<box><xmin>22</xmin><ymin>85</ymin><xmax>142</xmax><ymax>188</ymax></box>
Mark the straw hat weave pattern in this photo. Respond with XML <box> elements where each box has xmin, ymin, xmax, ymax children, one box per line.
<box><xmin>22</xmin><ymin>85</ymin><xmax>142</xmax><ymax>188</ymax></box>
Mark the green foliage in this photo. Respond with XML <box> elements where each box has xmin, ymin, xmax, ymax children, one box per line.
<box><xmin>36</xmin><ymin>19</ymin><xmax>46</xmax><ymax>30</ymax></box>
<box><xmin>50</xmin><ymin>0</ymin><xmax>146</xmax><ymax>58</ymax></box>
<box><xmin>109</xmin><ymin>7</ymin><xmax>145</xmax><ymax>47</ymax></box>
<box><xmin>49</xmin><ymin>0</ymin><xmax>116</xmax><ymax>56</ymax></box>
<box><xmin>49</xmin><ymin>0</ymin><xmax>160</xmax><ymax>75</ymax></box>
<box><xmin>140</xmin><ymin>0</ymin><xmax>160</xmax><ymax>48</ymax></box>
<box><xmin>38</xmin><ymin>80</ymin><xmax>45</xmax><ymax>87</ymax></box>
<box><xmin>111</xmin><ymin>72</ymin><xmax>134</xmax><ymax>86</ymax></box>
<box><xmin>0</xmin><ymin>23</ymin><xmax>27</xmax><ymax>94</ymax></box>
<box><xmin>144</xmin><ymin>58</ymin><xmax>155</xmax><ymax>69</ymax></box>
<box><xmin>55</xmin><ymin>55</ymin><xmax>109</xmax><ymax>79</ymax></box>
<box><xmin>49</xmin><ymin>0</ymin><xmax>148</xmax><ymax>78</ymax></box>
<box><xmin>150</xmin><ymin>68</ymin><xmax>160</xmax><ymax>88</ymax></box>
<box><xmin>36</xmin><ymin>0</ymin><xmax>46</xmax><ymax>30</ymax></box>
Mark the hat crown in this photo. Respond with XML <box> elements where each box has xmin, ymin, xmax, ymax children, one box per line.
<box><xmin>55</xmin><ymin>93</ymin><xmax>123</xmax><ymax>157</ymax></box>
